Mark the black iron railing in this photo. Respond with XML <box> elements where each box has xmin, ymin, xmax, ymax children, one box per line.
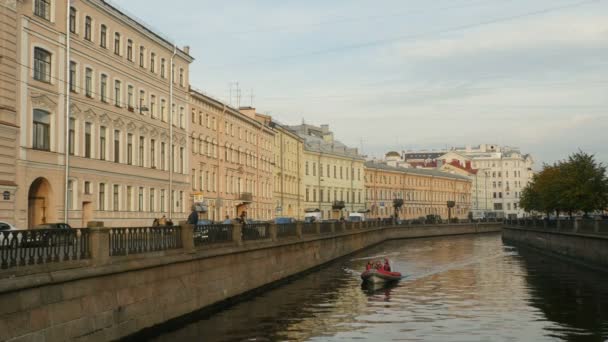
<box><xmin>320</xmin><ymin>222</ymin><xmax>333</xmax><ymax>234</ymax></box>
<box><xmin>109</xmin><ymin>226</ymin><xmax>182</xmax><ymax>256</ymax></box>
<box><xmin>0</xmin><ymin>228</ymin><xmax>90</xmax><ymax>270</ymax></box>
<box><xmin>276</xmin><ymin>224</ymin><xmax>297</xmax><ymax>238</ymax></box>
<box><xmin>302</xmin><ymin>223</ymin><xmax>316</xmax><ymax>235</ymax></box>
<box><xmin>242</xmin><ymin>223</ymin><xmax>270</xmax><ymax>241</ymax></box>
<box><xmin>194</xmin><ymin>224</ymin><xmax>233</xmax><ymax>246</ymax></box>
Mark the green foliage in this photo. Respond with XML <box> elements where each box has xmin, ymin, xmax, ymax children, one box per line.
<box><xmin>519</xmin><ymin>151</ymin><xmax>608</xmax><ymax>217</ymax></box>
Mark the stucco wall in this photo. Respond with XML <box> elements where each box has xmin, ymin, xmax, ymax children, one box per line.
<box><xmin>0</xmin><ymin>223</ymin><xmax>501</xmax><ymax>341</ymax></box>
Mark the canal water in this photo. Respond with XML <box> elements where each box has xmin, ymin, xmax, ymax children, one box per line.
<box><xmin>150</xmin><ymin>233</ymin><xmax>608</xmax><ymax>341</ymax></box>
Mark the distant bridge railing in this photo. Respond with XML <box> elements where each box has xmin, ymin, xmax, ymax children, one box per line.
<box><xmin>0</xmin><ymin>228</ymin><xmax>90</xmax><ymax>270</ymax></box>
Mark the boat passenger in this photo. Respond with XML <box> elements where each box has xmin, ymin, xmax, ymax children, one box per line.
<box><xmin>366</xmin><ymin>262</ymin><xmax>372</xmax><ymax>270</ymax></box>
<box><xmin>383</xmin><ymin>258</ymin><xmax>391</xmax><ymax>272</ymax></box>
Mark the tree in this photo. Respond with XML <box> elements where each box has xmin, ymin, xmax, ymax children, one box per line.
<box><xmin>560</xmin><ymin>151</ymin><xmax>608</xmax><ymax>216</ymax></box>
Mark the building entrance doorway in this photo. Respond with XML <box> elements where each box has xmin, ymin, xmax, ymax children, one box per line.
<box><xmin>28</xmin><ymin>177</ymin><xmax>53</xmax><ymax>228</ymax></box>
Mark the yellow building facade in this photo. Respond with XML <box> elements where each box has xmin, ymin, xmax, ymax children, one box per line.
<box><xmin>365</xmin><ymin>161</ymin><xmax>472</xmax><ymax>220</ymax></box>
<box><xmin>288</xmin><ymin>124</ymin><xmax>366</xmax><ymax>219</ymax></box>
<box><xmin>271</xmin><ymin>122</ymin><xmax>304</xmax><ymax>219</ymax></box>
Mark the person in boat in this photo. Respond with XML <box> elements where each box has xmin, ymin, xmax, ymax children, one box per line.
<box><xmin>366</xmin><ymin>261</ymin><xmax>372</xmax><ymax>270</ymax></box>
<box><xmin>374</xmin><ymin>261</ymin><xmax>382</xmax><ymax>270</ymax></box>
<box><xmin>383</xmin><ymin>258</ymin><xmax>391</xmax><ymax>272</ymax></box>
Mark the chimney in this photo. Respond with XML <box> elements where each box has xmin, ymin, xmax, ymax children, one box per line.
<box><xmin>183</xmin><ymin>46</ymin><xmax>190</xmax><ymax>54</ymax></box>
<box><xmin>320</xmin><ymin>124</ymin><xmax>329</xmax><ymax>133</ymax></box>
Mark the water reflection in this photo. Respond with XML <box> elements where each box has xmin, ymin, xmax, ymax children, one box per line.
<box><xmin>150</xmin><ymin>234</ymin><xmax>608</xmax><ymax>341</ymax></box>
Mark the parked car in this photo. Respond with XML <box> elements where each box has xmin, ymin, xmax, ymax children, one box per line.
<box><xmin>33</xmin><ymin>223</ymin><xmax>74</xmax><ymax>246</ymax></box>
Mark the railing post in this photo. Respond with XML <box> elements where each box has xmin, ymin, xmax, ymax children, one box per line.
<box><xmin>270</xmin><ymin>223</ymin><xmax>278</xmax><ymax>242</ymax></box>
<box><xmin>180</xmin><ymin>224</ymin><xmax>195</xmax><ymax>252</ymax></box>
<box><xmin>594</xmin><ymin>217</ymin><xmax>601</xmax><ymax>233</ymax></box>
<box><xmin>330</xmin><ymin>222</ymin><xmax>335</xmax><ymax>233</ymax></box>
<box><xmin>574</xmin><ymin>218</ymin><xmax>580</xmax><ymax>233</ymax></box>
<box><xmin>296</xmin><ymin>222</ymin><xmax>303</xmax><ymax>238</ymax></box>
<box><xmin>89</xmin><ymin>227</ymin><xmax>109</xmax><ymax>266</ymax></box>
<box><xmin>315</xmin><ymin>222</ymin><xmax>321</xmax><ymax>234</ymax></box>
<box><xmin>542</xmin><ymin>219</ymin><xmax>547</xmax><ymax>230</ymax></box>
<box><xmin>233</xmin><ymin>224</ymin><xmax>243</xmax><ymax>246</ymax></box>
<box><xmin>556</xmin><ymin>219</ymin><xmax>561</xmax><ymax>231</ymax></box>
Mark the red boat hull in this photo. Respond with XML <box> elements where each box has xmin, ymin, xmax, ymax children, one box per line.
<box><xmin>361</xmin><ymin>269</ymin><xmax>402</xmax><ymax>283</ymax></box>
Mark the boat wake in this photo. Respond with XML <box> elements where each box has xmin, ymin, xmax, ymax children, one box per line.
<box><xmin>350</xmin><ymin>252</ymin><xmax>400</xmax><ymax>262</ymax></box>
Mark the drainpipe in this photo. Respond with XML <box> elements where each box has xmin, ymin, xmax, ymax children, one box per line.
<box><xmin>169</xmin><ymin>45</ymin><xmax>177</xmax><ymax>220</ymax></box>
<box><xmin>63</xmin><ymin>1</ymin><xmax>71</xmax><ymax>224</ymax></box>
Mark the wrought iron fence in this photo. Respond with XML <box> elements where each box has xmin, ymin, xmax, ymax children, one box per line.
<box><xmin>345</xmin><ymin>222</ymin><xmax>355</xmax><ymax>230</ymax></box>
<box><xmin>302</xmin><ymin>223</ymin><xmax>316</xmax><ymax>235</ymax></box>
<box><xmin>0</xmin><ymin>228</ymin><xmax>90</xmax><ymax>270</ymax></box>
<box><xmin>242</xmin><ymin>223</ymin><xmax>270</xmax><ymax>241</ymax></box>
<box><xmin>276</xmin><ymin>224</ymin><xmax>297</xmax><ymax>238</ymax></box>
<box><xmin>320</xmin><ymin>222</ymin><xmax>333</xmax><ymax>234</ymax></box>
<box><xmin>109</xmin><ymin>226</ymin><xmax>182</xmax><ymax>256</ymax></box>
<box><xmin>194</xmin><ymin>224</ymin><xmax>233</xmax><ymax>246</ymax></box>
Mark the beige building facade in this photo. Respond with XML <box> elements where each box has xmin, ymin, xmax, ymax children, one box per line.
<box><xmin>271</xmin><ymin>122</ymin><xmax>304</xmax><ymax>219</ymax></box>
<box><xmin>288</xmin><ymin>124</ymin><xmax>366</xmax><ymax>219</ymax></box>
<box><xmin>12</xmin><ymin>0</ymin><xmax>193</xmax><ymax>228</ymax></box>
<box><xmin>365</xmin><ymin>161</ymin><xmax>472</xmax><ymax>220</ymax></box>
<box><xmin>0</xmin><ymin>1</ymin><xmax>19</xmax><ymax>224</ymax></box>
<box><xmin>189</xmin><ymin>93</ymin><xmax>275</xmax><ymax>221</ymax></box>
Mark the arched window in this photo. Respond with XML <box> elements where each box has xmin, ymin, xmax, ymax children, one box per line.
<box><xmin>33</xmin><ymin>47</ymin><xmax>51</xmax><ymax>83</ymax></box>
<box><xmin>33</xmin><ymin>109</ymin><xmax>51</xmax><ymax>151</ymax></box>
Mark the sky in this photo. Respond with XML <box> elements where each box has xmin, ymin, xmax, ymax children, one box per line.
<box><xmin>113</xmin><ymin>0</ymin><xmax>608</xmax><ymax>167</ymax></box>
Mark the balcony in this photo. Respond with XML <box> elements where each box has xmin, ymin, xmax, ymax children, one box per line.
<box><xmin>332</xmin><ymin>201</ymin><xmax>345</xmax><ymax>210</ymax></box>
<box><xmin>239</xmin><ymin>192</ymin><xmax>253</xmax><ymax>203</ymax></box>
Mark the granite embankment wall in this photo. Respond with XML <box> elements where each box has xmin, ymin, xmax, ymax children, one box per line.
<box><xmin>0</xmin><ymin>223</ymin><xmax>501</xmax><ymax>342</ymax></box>
<box><xmin>502</xmin><ymin>225</ymin><xmax>608</xmax><ymax>271</ymax></box>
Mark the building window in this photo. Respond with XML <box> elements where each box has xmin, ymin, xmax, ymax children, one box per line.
<box><xmin>179</xmin><ymin>107</ymin><xmax>184</xmax><ymax>128</ymax></box>
<box><xmin>139</xmin><ymin>90</ymin><xmax>145</xmax><ymax>114</ymax></box>
<box><xmin>114</xmin><ymin>130</ymin><xmax>120</xmax><ymax>163</ymax></box>
<box><xmin>150</xmin><ymin>53</ymin><xmax>155</xmax><ymax>73</ymax></box>
<box><xmin>34</xmin><ymin>0</ymin><xmax>51</xmax><ymax>20</ymax></box>
<box><xmin>33</xmin><ymin>109</ymin><xmax>50</xmax><ymax>151</ymax></box>
<box><xmin>150</xmin><ymin>95</ymin><xmax>156</xmax><ymax>118</ymax></box>
<box><xmin>114</xmin><ymin>80</ymin><xmax>121</xmax><ymax>106</ymax></box>
<box><xmin>100</xmin><ymin>25</ymin><xmax>107</xmax><ymax>48</ymax></box>
<box><xmin>114</xmin><ymin>32</ymin><xmax>120</xmax><ymax>55</ymax></box>
<box><xmin>138</xmin><ymin>187</ymin><xmax>144</xmax><ymax>211</ymax></box>
<box><xmin>85</xmin><ymin>122</ymin><xmax>92</xmax><ymax>158</ymax></box>
<box><xmin>150</xmin><ymin>139</ymin><xmax>156</xmax><ymax>168</ymax></box>
<box><xmin>305</xmin><ymin>162</ymin><xmax>309</xmax><ymax>175</ymax></box>
<box><xmin>33</xmin><ymin>48</ymin><xmax>51</xmax><ymax>83</ymax></box>
<box><xmin>149</xmin><ymin>189</ymin><xmax>155</xmax><ymax>212</ymax></box>
<box><xmin>160</xmin><ymin>59</ymin><xmax>165</xmax><ymax>78</ymax></box>
<box><xmin>127</xmin><ymin>85</ymin><xmax>133</xmax><ymax>109</ymax></box>
<box><xmin>127</xmin><ymin>39</ymin><xmax>133</xmax><ymax>61</ymax></box>
<box><xmin>160</xmin><ymin>99</ymin><xmax>166</xmax><ymax>122</ymax></box>
<box><xmin>127</xmin><ymin>133</ymin><xmax>133</xmax><ymax>165</ymax></box>
<box><xmin>84</xmin><ymin>16</ymin><xmax>92</xmax><ymax>41</ymax></box>
<box><xmin>127</xmin><ymin>186</ymin><xmax>133</xmax><ymax>211</ymax></box>
<box><xmin>85</xmin><ymin>68</ymin><xmax>92</xmax><ymax>97</ymax></box>
<box><xmin>67</xmin><ymin>180</ymin><xmax>74</xmax><ymax>209</ymax></box>
<box><xmin>139</xmin><ymin>136</ymin><xmax>144</xmax><ymax>167</ymax></box>
<box><xmin>84</xmin><ymin>181</ymin><xmax>91</xmax><ymax>195</ymax></box>
<box><xmin>179</xmin><ymin>147</ymin><xmax>184</xmax><ymax>174</ymax></box>
<box><xmin>306</xmin><ymin>188</ymin><xmax>309</xmax><ymax>202</ymax></box>
<box><xmin>113</xmin><ymin>185</ymin><xmax>119</xmax><ymax>211</ymax></box>
<box><xmin>68</xmin><ymin>61</ymin><xmax>77</xmax><ymax>92</ymax></box>
<box><xmin>100</xmin><ymin>74</ymin><xmax>107</xmax><ymax>102</ymax></box>
<box><xmin>99</xmin><ymin>183</ymin><xmax>106</xmax><ymax>211</ymax></box>
<box><xmin>160</xmin><ymin>189</ymin><xmax>165</xmax><ymax>213</ymax></box>
<box><xmin>99</xmin><ymin>126</ymin><xmax>106</xmax><ymax>160</ymax></box>
<box><xmin>139</xmin><ymin>46</ymin><xmax>145</xmax><ymax>67</ymax></box>
<box><xmin>160</xmin><ymin>142</ymin><xmax>166</xmax><ymax>170</ymax></box>
<box><xmin>69</xmin><ymin>7</ymin><xmax>76</xmax><ymax>33</ymax></box>
<box><xmin>69</xmin><ymin>118</ymin><xmax>75</xmax><ymax>155</ymax></box>
<box><xmin>179</xmin><ymin>68</ymin><xmax>184</xmax><ymax>87</ymax></box>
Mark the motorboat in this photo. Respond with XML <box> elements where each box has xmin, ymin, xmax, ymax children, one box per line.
<box><xmin>361</xmin><ymin>268</ymin><xmax>402</xmax><ymax>284</ymax></box>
